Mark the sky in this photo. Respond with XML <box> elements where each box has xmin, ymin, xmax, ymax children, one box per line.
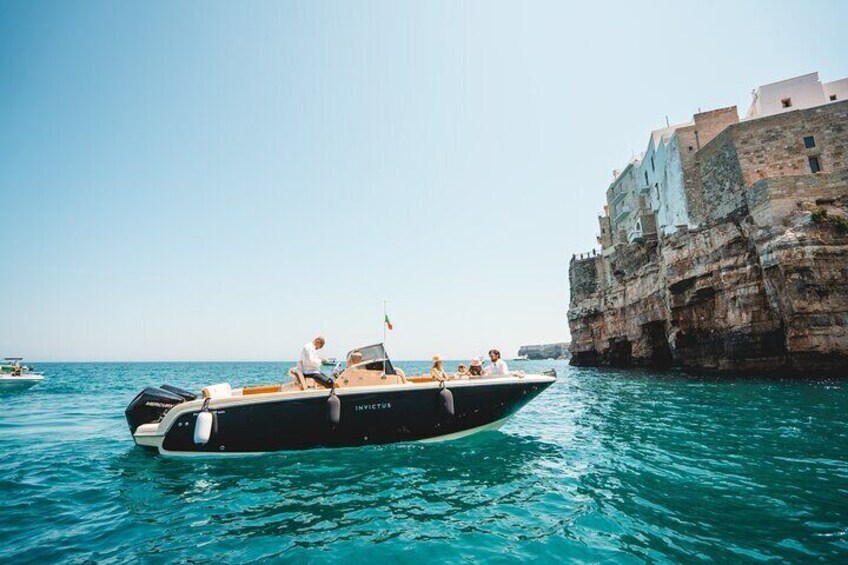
<box><xmin>1</xmin><ymin>1</ymin><xmax>847</xmax><ymax>361</ymax></box>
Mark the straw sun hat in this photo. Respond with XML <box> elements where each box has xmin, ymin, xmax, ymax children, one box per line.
<box><xmin>470</xmin><ymin>357</ymin><xmax>482</xmax><ymax>367</ymax></box>
<box><xmin>432</xmin><ymin>354</ymin><xmax>443</xmax><ymax>362</ymax></box>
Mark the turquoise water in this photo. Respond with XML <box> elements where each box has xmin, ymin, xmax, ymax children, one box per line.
<box><xmin>1</xmin><ymin>361</ymin><xmax>847</xmax><ymax>563</ymax></box>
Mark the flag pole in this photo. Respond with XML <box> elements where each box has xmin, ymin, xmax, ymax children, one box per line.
<box><xmin>382</xmin><ymin>300</ymin><xmax>387</xmax><ymax>376</ymax></box>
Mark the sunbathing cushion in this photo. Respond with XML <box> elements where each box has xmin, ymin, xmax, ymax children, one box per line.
<box><xmin>242</xmin><ymin>384</ymin><xmax>282</xmax><ymax>395</ymax></box>
<box><xmin>201</xmin><ymin>383</ymin><xmax>232</xmax><ymax>399</ymax></box>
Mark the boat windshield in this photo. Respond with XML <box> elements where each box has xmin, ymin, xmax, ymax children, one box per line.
<box><xmin>345</xmin><ymin>343</ymin><xmax>396</xmax><ymax>375</ymax></box>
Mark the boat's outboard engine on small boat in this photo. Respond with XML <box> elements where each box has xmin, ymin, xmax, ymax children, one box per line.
<box><xmin>125</xmin><ymin>387</ymin><xmax>186</xmax><ymax>434</ymax></box>
<box><xmin>160</xmin><ymin>384</ymin><xmax>197</xmax><ymax>401</ymax></box>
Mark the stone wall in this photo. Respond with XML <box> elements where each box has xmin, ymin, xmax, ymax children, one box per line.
<box><xmin>734</xmin><ymin>100</ymin><xmax>848</xmax><ymax>185</ymax></box>
<box><xmin>693</xmin><ymin>129</ymin><xmax>745</xmax><ymax>222</ymax></box>
<box><xmin>747</xmin><ymin>171</ymin><xmax>848</xmax><ymax>227</ymax></box>
<box><xmin>569</xmin><ymin>256</ymin><xmax>599</xmax><ymax>300</ymax></box>
<box><xmin>693</xmin><ymin>100</ymin><xmax>848</xmax><ymax>226</ymax></box>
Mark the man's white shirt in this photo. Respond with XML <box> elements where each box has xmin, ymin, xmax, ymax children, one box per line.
<box><xmin>299</xmin><ymin>342</ymin><xmax>322</xmax><ymax>374</ymax></box>
<box><xmin>484</xmin><ymin>359</ymin><xmax>509</xmax><ymax>376</ymax></box>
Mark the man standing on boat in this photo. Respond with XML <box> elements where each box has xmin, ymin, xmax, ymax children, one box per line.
<box><xmin>298</xmin><ymin>336</ymin><xmax>334</xmax><ymax>387</ymax></box>
<box><xmin>484</xmin><ymin>349</ymin><xmax>509</xmax><ymax>376</ymax></box>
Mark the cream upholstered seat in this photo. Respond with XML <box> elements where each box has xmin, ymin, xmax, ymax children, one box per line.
<box><xmin>201</xmin><ymin>383</ymin><xmax>232</xmax><ymax>399</ymax></box>
<box><xmin>287</xmin><ymin>367</ymin><xmax>328</xmax><ymax>390</ymax></box>
<box><xmin>338</xmin><ymin>368</ymin><xmax>405</xmax><ymax>387</ymax></box>
<box><xmin>242</xmin><ymin>384</ymin><xmax>282</xmax><ymax>395</ymax></box>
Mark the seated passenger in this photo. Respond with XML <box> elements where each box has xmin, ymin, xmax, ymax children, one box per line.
<box><xmin>298</xmin><ymin>335</ymin><xmax>334</xmax><ymax>387</ymax></box>
<box><xmin>457</xmin><ymin>364</ymin><xmax>468</xmax><ymax>375</ymax></box>
<box><xmin>347</xmin><ymin>350</ymin><xmax>363</xmax><ymax>367</ymax></box>
<box><xmin>468</xmin><ymin>358</ymin><xmax>484</xmax><ymax>377</ymax></box>
<box><xmin>484</xmin><ymin>349</ymin><xmax>509</xmax><ymax>376</ymax></box>
<box><xmin>430</xmin><ymin>354</ymin><xmax>448</xmax><ymax>381</ymax></box>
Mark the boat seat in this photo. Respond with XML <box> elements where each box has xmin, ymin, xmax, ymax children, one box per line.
<box><xmin>287</xmin><ymin>368</ymin><xmax>329</xmax><ymax>390</ymax></box>
<box><xmin>201</xmin><ymin>383</ymin><xmax>232</xmax><ymax>399</ymax></box>
<box><xmin>242</xmin><ymin>384</ymin><xmax>282</xmax><ymax>395</ymax></box>
<box><xmin>288</xmin><ymin>368</ymin><xmax>307</xmax><ymax>390</ymax></box>
<box><xmin>338</xmin><ymin>369</ymin><xmax>404</xmax><ymax>387</ymax></box>
<box><xmin>406</xmin><ymin>375</ymin><xmax>433</xmax><ymax>383</ymax></box>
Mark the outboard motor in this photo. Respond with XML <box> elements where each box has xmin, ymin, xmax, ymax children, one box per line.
<box><xmin>125</xmin><ymin>387</ymin><xmax>186</xmax><ymax>434</ymax></box>
<box><xmin>160</xmin><ymin>384</ymin><xmax>197</xmax><ymax>401</ymax></box>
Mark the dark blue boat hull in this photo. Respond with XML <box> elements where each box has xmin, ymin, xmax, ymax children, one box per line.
<box><xmin>157</xmin><ymin>380</ymin><xmax>554</xmax><ymax>454</ymax></box>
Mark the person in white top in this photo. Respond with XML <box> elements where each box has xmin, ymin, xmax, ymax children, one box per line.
<box><xmin>298</xmin><ymin>336</ymin><xmax>333</xmax><ymax>386</ymax></box>
<box><xmin>484</xmin><ymin>349</ymin><xmax>509</xmax><ymax>376</ymax></box>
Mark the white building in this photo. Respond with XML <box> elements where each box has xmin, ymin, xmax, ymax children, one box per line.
<box><xmin>746</xmin><ymin>72</ymin><xmax>848</xmax><ymax>119</ymax></box>
<box><xmin>605</xmin><ymin>159</ymin><xmax>642</xmax><ymax>245</ymax></box>
<box><xmin>641</xmin><ymin>123</ymin><xmax>689</xmax><ymax>238</ymax></box>
<box><xmin>599</xmin><ymin>107</ymin><xmax>739</xmax><ymax>247</ymax></box>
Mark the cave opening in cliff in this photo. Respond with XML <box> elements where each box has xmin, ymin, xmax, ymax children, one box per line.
<box><xmin>607</xmin><ymin>337</ymin><xmax>633</xmax><ymax>367</ymax></box>
<box><xmin>643</xmin><ymin>321</ymin><xmax>674</xmax><ymax>369</ymax></box>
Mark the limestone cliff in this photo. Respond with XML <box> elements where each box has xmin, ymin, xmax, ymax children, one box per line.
<box><xmin>518</xmin><ymin>343</ymin><xmax>570</xmax><ymax>360</ymax></box>
<box><xmin>568</xmin><ymin>180</ymin><xmax>848</xmax><ymax>373</ymax></box>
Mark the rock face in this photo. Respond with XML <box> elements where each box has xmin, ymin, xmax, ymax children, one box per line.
<box><xmin>568</xmin><ymin>101</ymin><xmax>848</xmax><ymax>373</ymax></box>
<box><xmin>518</xmin><ymin>343</ymin><xmax>570</xmax><ymax>360</ymax></box>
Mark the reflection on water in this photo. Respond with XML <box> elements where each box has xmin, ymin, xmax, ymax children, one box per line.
<box><xmin>0</xmin><ymin>361</ymin><xmax>847</xmax><ymax>562</ymax></box>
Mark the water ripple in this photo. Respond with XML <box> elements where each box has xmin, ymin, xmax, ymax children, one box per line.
<box><xmin>0</xmin><ymin>362</ymin><xmax>847</xmax><ymax>562</ymax></box>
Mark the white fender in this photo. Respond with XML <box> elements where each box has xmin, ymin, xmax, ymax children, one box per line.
<box><xmin>440</xmin><ymin>387</ymin><xmax>455</xmax><ymax>416</ymax></box>
<box><xmin>194</xmin><ymin>411</ymin><xmax>213</xmax><ymax>444</ymax></box>
<box><xmin>327</xmin><ymin>394</ymin><xmax>341</xmax><ymax>425</ymax></box>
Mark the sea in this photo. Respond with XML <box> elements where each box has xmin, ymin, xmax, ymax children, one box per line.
<box><xmin>1</xmin><ymin>360</ymin><xmax>846</xmax><ymax>563</ymax></box>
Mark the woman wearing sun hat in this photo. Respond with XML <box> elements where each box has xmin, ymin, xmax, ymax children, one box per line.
<box><xmin>468</xmin><ymin>357</ymin><xmax>484</xmax><ymax>377</ymax></box>
<box><xmin>430</xmin><ymin>354</ymin><xmax>449</xmax><ymax>381</ymax></box>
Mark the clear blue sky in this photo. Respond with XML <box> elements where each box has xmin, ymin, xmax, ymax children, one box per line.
<box><xmin>1</xmin><ymin>1</ymin><xmax>846</xmax><ymax>361</ymax></box>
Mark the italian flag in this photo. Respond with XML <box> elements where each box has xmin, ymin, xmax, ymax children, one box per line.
<box><xmin>384</xmin><ymin>314</ymin><xmax>393</xmax><ymax>330</ymax></box>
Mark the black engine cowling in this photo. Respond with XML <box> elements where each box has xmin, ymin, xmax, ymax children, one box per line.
<box><xmin>159</xmin><ymin>384</ymin><xmax>197</xmax><ymax>401</ymax></box>
<box><xmin>125</xmin><ymin>387</ymin><xmax>186</xmax><ymax>434</ymax></box>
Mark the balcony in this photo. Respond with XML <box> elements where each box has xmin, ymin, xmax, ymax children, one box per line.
<box><xmin>612</xmin><ymin>208</ymin><xmax>630</xmax><ymax>225</ymax></box>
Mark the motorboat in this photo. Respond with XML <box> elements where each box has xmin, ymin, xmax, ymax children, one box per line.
<box><xmin>125</xmin><ymin>343</ymin><xmax>556</xmax><ymax>456</ymax></box>
<box><xmin>0</xmin><ymin>358</ymin><xmax>45</xmax><ymax>391</ymax></box>
<box><xmin>321</xmin><ymin>357</ymin><xmax>337</xmax><ymax>366</ymax></box>
<box><xmin>512</xmin><ymin>355</ymin><xmax>529</xmax><ymax>362</ymax></box>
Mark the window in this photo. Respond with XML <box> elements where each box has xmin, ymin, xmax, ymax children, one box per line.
<box><xmin>688</xmin><ymin>145</ymin><xmax>694</xmax><ymax>152</ymax></box>
<box><xmin>781</xmin><ymin>98</ymin><xmax>792</xmax><ymax>108</ymax></box>
<box><xmin>830</xmin><ymin>94</ymin><xmax>838</xmax><ymax>101</ymax></box>
<box><xmin>644</xmin><ymin>171</ymin><xmax>649</xmax><ymax>186</ymax></box>
<box><xmin>651</xmin><ymin>156</ymin><xmax>655</xmax><ymax>171</ymax></box>
<box><xmin>808</xmin><ymin>156</ymin><xmax>821</xmax><ymax>174</ymax></box>
<box><xmin>803</xmin><ymin>136</ymin><xmax>816</xmax><ymax>149</ymax></box>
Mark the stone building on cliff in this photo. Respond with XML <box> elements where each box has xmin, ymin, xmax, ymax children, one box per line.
<box><xmin>569</xmin><ymin>72</ymin><xmax>848</xmax><ymax>373</ymax></box>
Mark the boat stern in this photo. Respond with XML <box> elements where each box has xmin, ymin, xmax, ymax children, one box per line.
<box><xmin>133</xmin><ymin>423</ymin><xmax>165</xmax><ymax>449</ymax></box>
